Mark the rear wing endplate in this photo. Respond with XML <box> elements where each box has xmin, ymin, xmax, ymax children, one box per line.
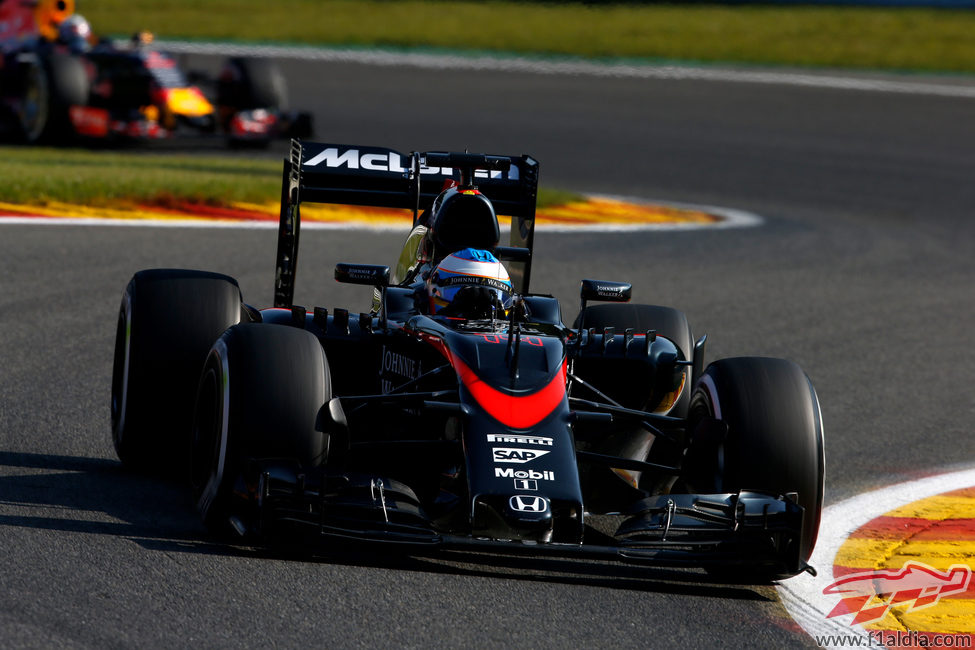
<box><xmin>274</xmin><ymin>140</ymin><xmax>539</xmax><ymax>308</ymax></box>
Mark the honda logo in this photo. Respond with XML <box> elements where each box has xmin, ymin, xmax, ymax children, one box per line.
<box><xmin>509</xmin><ymin>495</ymin><xmax>548</xmax><ymax>513</ymax></box>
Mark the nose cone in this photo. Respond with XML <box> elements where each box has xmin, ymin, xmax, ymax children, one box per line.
<box><xmin>472</xmin><ymin>493</ymin><xmax>553</xmax><ymax>542</ymax></box>
<box><xmin>165</xmin><ymin>87</ymin><xmax>214</xmax><ymax>118</ymax></box>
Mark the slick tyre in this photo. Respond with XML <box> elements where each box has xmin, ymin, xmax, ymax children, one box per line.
<box><xmin>47</xmin><ymin>51</ymin><xmax>89</xmax><ymax>108</ymax></box>
<box><xmin>38</xmin><ymin>52</ymin><xmax>89</xmax><ymax>141</ymax></box>
<box><xmin>191</xmin><ymin>324</ymin><xmax>331</xmax><ymax>537</ymax></box>
<box><xmin>14</xmin><ymin>55</ymin><xmax>50</xmax><ymax>143</ymax></box>
<box><xmin>686</xmin><ymin>357</ymin><xmax>825</xmax><ymax>580</ymax></box>
<box><xmin>111</xmin><ymin>269</ymin><xmax>244</xmax><ymax>475</ymax></box>
<box><xmin>573</xmin><ymin>303</ymin><xmax>693</xmax><ymax>415</ymax></box>
<box><xmin>216</xmin><ymin>57</ymin><xmax>287</xmax><ymax>110</ymax></box>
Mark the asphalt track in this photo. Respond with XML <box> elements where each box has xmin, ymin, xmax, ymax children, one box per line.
<box><xmin>2</xmin><ymin>53</ymin><xmax>975</xmax><ymax>648</ymax></box>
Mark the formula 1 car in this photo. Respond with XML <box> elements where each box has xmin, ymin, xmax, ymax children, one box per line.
<box><xmin>111</xmin><ymin>140</ymin><xmax>825</xmax><ymax>582</ymax></box>
<box><xmin>0</xmin><ymin>0</ymin><xmax>311</xmax><ymax>144</ymax></box>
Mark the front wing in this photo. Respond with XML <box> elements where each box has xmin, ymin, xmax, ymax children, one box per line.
<box><xmin>226</xmin><ymin>460</ymin><xmax>809</xmax><ymax>578</ymax></box>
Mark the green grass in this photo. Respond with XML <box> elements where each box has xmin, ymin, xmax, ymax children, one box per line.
<box><xmin>0</xmin><ymin>146</ymin><xmax>579</xmax><ymax>208</ymax></box>
<box><xmin>0</xmin><ymin>147</ymin><xmax>281</xmax><ymax>206</ymax></box>
<box><xmin>81</xmin><ymin>0</ymin><xmax>975</xmax><ymax>73</ymax></box>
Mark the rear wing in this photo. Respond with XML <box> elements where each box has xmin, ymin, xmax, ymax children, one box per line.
<box><xmin>274</xmin><ymin>140</ymin><xmax>539</xmax><ymax>308</ymax></box>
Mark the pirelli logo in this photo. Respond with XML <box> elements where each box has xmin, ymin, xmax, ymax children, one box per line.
<box><xmin>486</xmin><ymin>434</ymin><xmax>553</xmax><ymax>447</ymax></box>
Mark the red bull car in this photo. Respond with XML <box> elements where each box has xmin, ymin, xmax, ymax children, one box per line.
<box><xmin>110</xmin><ymin>140</ymin><xmax>825</xmax><ymax>582</ymax></box>
<box><xmin>0</xmin><ymin>0</ymin><xmax>310</xmax><ymax>144</ymax></box>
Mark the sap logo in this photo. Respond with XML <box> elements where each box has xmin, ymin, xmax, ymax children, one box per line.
<box><xmin>487</xmin><ymin>434</ymin><xmax>553</xmax><ymax>447</ymax></box>
<box><xmin>496</xmin><ymin>468</ymin><xmax>555</xmax><ymax>481</ymax></box>
<box><xmin>492</xmin><ymin>448</ymin><xmax>550</xmax><ymax>464</ymax></box>
<box><xmin>509</xmin><ymin>495</ymin><xmax>548</xmax><ymax>513</ymax></box>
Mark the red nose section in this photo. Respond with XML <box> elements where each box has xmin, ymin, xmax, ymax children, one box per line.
<box><xmin>414</xmin><ymin>329</ymin><xmax>567</xmax><ymax>429</ymax></box>
<box><xmin>451</xmin><ymin>356</ymin><xmax>567</xmax><ymax>430</ymax></box>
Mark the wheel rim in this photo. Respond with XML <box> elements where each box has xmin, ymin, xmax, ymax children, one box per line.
<box><xmin>19</xmin><ymin>62</ymin><xmax>50</xmax><ymax>142</ymax></box>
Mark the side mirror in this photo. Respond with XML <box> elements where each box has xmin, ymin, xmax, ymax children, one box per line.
<box><xmin>335</xmin><ymin>263</ymin><xmax>390</xmax><ymax>287</ymax></box>
<box><xmin>580</xmin><ymin>279</ymin><xmax>631</xmax><ymax>303</ymax></box>
<box><xmin>335</xmin><ymin>264</ymin><xmax>391</xmax><ymax>331</ymax></box>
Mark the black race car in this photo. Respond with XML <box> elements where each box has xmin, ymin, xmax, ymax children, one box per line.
<box><xmin>0</xmin><ymin>0</ymin><xmax>310</xmax><ymax>144</ymax></box>
<box><xmin>111</xmin><ymin>140</ymin><xmax>825</xmax><ymax>582</ymax></box>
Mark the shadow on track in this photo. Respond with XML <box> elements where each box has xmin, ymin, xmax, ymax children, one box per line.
<box><xmin>0</xmin><ymin>450</ymin><xmax>203</xmax><ymax>543</ymax></box>
<box><xmin>0</xmin><ymin>450</ymin><xmax>771</xmax><ymax>602</ymax></box>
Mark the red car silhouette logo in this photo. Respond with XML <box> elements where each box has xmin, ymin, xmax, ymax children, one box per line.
<box><xmin>823</xmin><ymin>561</ymin><xmax>971</xmax><ymax>625</ymax></box>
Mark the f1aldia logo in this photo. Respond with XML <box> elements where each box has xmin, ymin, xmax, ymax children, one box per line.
<box><xmin>822</xmin><ymin>561</ymin><xmax>972</xmax><ymax>625</ymax></box>
<box><xmin>493</xmin><ymin>448</ymin><xmax>551</xmax><ymax>464</ymax></box>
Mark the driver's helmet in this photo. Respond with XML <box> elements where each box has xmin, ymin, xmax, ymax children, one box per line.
<box><xmin>131</xmin><ymin>30</ymin><xmax>155</xmax><ymax>48</ymax></box>
<box><xmin>58</xmin><ymin>14</ymin><xmax>92</xmax><ymax>53</ymax></box>
<box><xmin>428</xmin><ymin>248</ymin><xmax>511</xmax><ymax>317</ymax></box>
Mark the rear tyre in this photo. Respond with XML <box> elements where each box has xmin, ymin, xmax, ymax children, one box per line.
<box><xmin>216</xmin><ymin>57</ymin><xmax>286</xmax><ymax>147</ymax></box>
<box><xmin>572</xmin><ymin>304</ymin><xmax>694</xmax><ymax>505</ymax></box>
<box><xmin>573</xmin><ymin>303</ymin><xmax>693</xmax><ymax>415</ymax></box>
<box><xmin>216</xmin><ymin>57</ymin><xmax>287</xmax><ymax>111</ymax></box>
<box><xmin>38</xmin><ymin>52</ymin><xmax>89</xmax><ymax>142</ymax></box>
<box><xmin>684</xmin><ymin>357</ymin><xmax>825</xmax><ymax>580</ymax></box>
<box><xmin>111</xmin><ymin>269</ymin><xmax>243</xmax><ymax>475</ymax></box>
<box><xmin>191</xmin><ymin>324</ymin><xmax>331</xmax><ymax>537</ymax></box>
<box><xmin>47</xmin><ymin>51</ymin><xmax>89</xmax><ymax>107</ymax></box>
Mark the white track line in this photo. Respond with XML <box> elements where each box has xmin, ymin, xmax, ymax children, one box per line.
<box><xmin>778</xmin><ymin>467</ymin><xmax>975</xmax><ymax>649</ymax></box>
<box><xmin>156</xmin><ymin>40</ymin><xmax>975</xmax><ymax>99</ymax></box>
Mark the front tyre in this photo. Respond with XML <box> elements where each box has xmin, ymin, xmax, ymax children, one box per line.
<box><xmin>111</xmin><ymin>269</ymin><xmax>244</xmax><ymax>475</ymax></box>
<box><xmin>14</xmin><ymin>55</ymin><xmax>50</xmax><ymax>143</ymax></box>
<box><xmin>684</xmin><ymin>357</ymin><xmax>825</xmax><ymax>580</ymax></box>
<box><xmin>191</xmin><ymin>323</ymin><xmax>331</xmax><ymax>537</ymax></box>
<box><xmin>216</xmin><ymin>57</ymin><xmax>287</xmax><ymax>111</ymax></box>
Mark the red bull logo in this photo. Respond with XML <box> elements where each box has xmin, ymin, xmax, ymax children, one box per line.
<box><xmin>823</xmin><ymin>561</ymin><xmax>972</xmax><ymax>626</ymax></box>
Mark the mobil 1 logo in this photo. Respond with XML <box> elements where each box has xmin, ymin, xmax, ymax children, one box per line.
<box><xmin>495</xmin><ymin>467</ymin><xmax>555</xmax><ymax>482</ymax></box>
